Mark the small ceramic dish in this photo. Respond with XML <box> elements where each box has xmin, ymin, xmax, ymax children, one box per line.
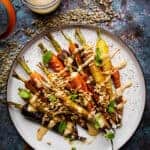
<box><xmin>22</xmin><ymin>0</ymin><xmax>61</xmax><ymax>14</ymax></box>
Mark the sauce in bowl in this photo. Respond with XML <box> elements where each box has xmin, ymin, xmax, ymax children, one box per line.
<box><xmin>23</xmin><ymin>0</ymin><xmax>61</xmax><ymax>14</ymax></box>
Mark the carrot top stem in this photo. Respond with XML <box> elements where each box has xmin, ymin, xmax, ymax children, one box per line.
<box><xmin>17</xmin><ymin>57</ymin><xmax>32</xmax><ymax>75</ymax></box>
<box><xmin>38</xmin><ymin>43</ymin><xmax>48</xmax><ymax>53</ymax></box>
<box><xmin>38</xmin><ymin>63</ymin><xmax>50</xmax><ymax>77</ymax></box>
<box><xmin>96</xmin><ymin>28</ymin><xmax>101</xmax><ymax>40</ymax></box>
<box><xmin>61</xmin><ymin>31</ymin><xmax>72</xmax><ymax>44</ymax></box>
<box><xmin>8</xmin><ymin>101</ymin><xmax>23</xmax><ymax>109</ymax></box>
<box><xmin>75</xmin><ymin>28</ymin><xmax>86</xmax><ymax>45</ymax></box>
<box><xmin>47</xmin><ymin>33</ymin><xmax>62</xmax><ymax>53</ymax></box>
<box><xmin>0</xmin><ymin>99</ymin><xmax>23</xmax><ymax>109</ymax></box>
<box><xmin>12</xmin><ymin>71</ymin><xmax>26</xmax><ymax>83</ymax></box>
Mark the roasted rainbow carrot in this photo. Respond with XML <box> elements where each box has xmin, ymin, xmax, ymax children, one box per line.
<box><xmin>75</xmin><ymin>28</ymin><xmax>106</xmax><ymax>84</ymax></box>
<box><xmin>96</xmin><ymin>29</ymin><xmax>121</xmax><ymax>89</ymax></box>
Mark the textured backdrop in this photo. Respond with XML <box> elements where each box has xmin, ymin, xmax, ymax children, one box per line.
<box><xmin>0</xmin><ymin>0</ymin><xmax>150</xmax><ymax>150</ymax></box>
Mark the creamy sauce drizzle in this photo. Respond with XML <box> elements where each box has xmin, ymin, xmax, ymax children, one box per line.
<box><xmin>73</xmin><ymin>47</ymin><xmax>83</xmax><ymax>54</ymax></box>
<box><xmin>110</xmin><ymin>49</ymin><xmax>120</xmax><ymax>58</ymax></box>
<box><xmin>115</xmin><ymin>60</ymin><xmax>127</xmax><ymax>70</ymax></box>
<box><xmin>102</xmin><ymin>60</ymin><xmax>127</xmax><ymax>75</ymax></box>
<box><xmin>115</xmin><ymin>81</ymin><xmax>132</xmax><ymax>98</ymax></box>
<box><xmin>78</xmin><ymin>55</ymin><xmax>94</xmax><ymax>72</ymax></box>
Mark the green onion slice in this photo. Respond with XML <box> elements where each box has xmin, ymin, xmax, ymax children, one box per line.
<box><xmin>70</xmin><ymin>93</ymin><xmax>78</xmax><ymax>101</ymax></box>
<box><xmin>43</xmin><ymin>51</ymin><xmax>53</xmax><ymax>64</ymax></box>
<box><xmin>105</xmin><ymin>130</ymin><xmax>115</xmax><ymax>140</ymax></box>
<box><xmin>48</xmin><ymin>95</ymin><xmax>57</xmax><ymax>102</ymax></box>
<box><xmin>108</xmin><ymin>100</ymin><xmax>116</xmax><ymax>113</ymax></box>
<box><xmin>18</xmin><ymin>88</ymin><xmax>31</xmax><ymax>100</ymax></box>
<box><xmin>95</xmin><ymin>47</ymin><xmax>102</xmax><ymax>66</ymax></box>
<box><xmin>58</xmin><ymin>121</ymin><xmax>67</xmax><ymax>134</ymax></box>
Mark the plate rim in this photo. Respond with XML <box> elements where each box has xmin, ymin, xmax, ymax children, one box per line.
<box><xmin>6</xmin><ymin>24</ymin><xmax>146</xmax><ymax>150</ymax></box>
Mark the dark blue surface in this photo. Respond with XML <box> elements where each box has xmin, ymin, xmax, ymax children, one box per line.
<box><xmin>0</xmin><ymin>0</ymin><xmax>150</xmax><ymax>149</ymax></box>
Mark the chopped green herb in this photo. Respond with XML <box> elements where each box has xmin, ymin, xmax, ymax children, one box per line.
<box><xmin>70</xmin><ymin>93</ymin><xmax>78</xmax><ymax>101</ymax></box>
<box><xmin>43</xmin><ymin>51</ymin><xmax>53</xmax><ymax>64</ymax></box>
<box><xmin>94</xmin><ymin>113</ymin><xmax>101</xmax><ymax>129</ymax></box>
<box><xmin>48</xmin><ymin>95</ymin><xmax>57</xmax><ymax>102</ymax></box>
<box><xmin>58</xmin><ymin>121</ymin><xmax>67</xmax><ymax>134</ymax></box>
<box><xmin>71</xmin><ymin>147</ymin><xmax>77</xmax><ymax>150</ymax></box>
<box><xmin>95</xmin><ymin>47</ymin><xmax>102</xmax><ymax>66</ymax></box>
<box><xmin>109</xmin><ymin>100</ymin><xmax>116</xmax><ymax>107</ymax></box>
<box><xmin>105</xmin><ymin>131</ymin><xmax>115</xmax><ymax>140</ymax></box>
<box><xmin>94</xmin><ymin>120</ymin><xmax>100</xmax><ymax>129</ymax></box>
<box><xmin>18</xmin><ymin>88</ymin><xmax>31</xmax><ymax>100</ymax></box>
<box><xmin>108</xmin><ymin>106</ymin><xmax>115</xmax><ymax>113</ymax></box>
<box><xmin>108</xmin><ymin>100</ymin><xmax>116</xmax><ymax>113</ymax></box>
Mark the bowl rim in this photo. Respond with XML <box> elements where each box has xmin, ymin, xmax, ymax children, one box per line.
<box><xmin>22</xmin><ymin>0</ymin><xmax>60</xmax><ymax>9</ymax></box>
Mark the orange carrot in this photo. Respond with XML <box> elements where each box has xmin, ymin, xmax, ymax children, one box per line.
<box><xmin>70</xmin><ymin>43</ymin><xmax>82</xmax><ymax>64</ymax></box>
<box><xmin>70</xmin><ymin>73</ymin><xmax>89</xmax><ymax>92</ymax></box>
<box><xmin>30</xmin><ymin>72</ymin><xmax>43</xmax><ymax>81</ymax></box>
<box><xmin>87</xmin><ymin>101</ymin><xmax>95</xmax><ymax>112</ymax></box>
<box><xmin>49</xmin><ymin>55</ymin><xmax>69</xmax><ymax>76</ymax></box>
<box><xmin>61</xmin><ymin>31</ymin><xmax>82</xmax><ymax>67</ymax></box>
<box><xmin>111</xmin><ymin>68</ymin><xmax>121</xmax><ymax>88</ymax></box>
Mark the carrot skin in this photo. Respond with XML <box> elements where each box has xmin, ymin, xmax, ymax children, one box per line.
<box><xmin>70</xmin><ymin>73</ymin><xmax>89</xmax><ymax>92</ymax></box>
<box><xmin>111</xmin><ymin>69</ymin><xmax>121</xmax><ymax>88</ymax></box>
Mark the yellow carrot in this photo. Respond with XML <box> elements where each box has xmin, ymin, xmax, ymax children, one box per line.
<box><xmin>75</xmin><ymin>28</ymin><xmax>105</xmax><ymax>84</ymax></box>
<box><xmin>96</xmin><ymin>29</ymin><xmax>113</xmax><ymax>97</ymax></box>
<box><xmin>96</xmin><ymin>29</ymin><xmax>112</xmax><ymax>71</ymax></box>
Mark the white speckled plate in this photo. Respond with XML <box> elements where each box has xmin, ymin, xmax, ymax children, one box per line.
<box><xmin>7</xmin><ymin>25</ymin><xmax>145</xmax><ymax>150</ymax></box>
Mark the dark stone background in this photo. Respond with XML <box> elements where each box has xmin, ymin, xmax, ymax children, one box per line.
<box><xmin>0</xmin><ymin>0</ymin><xmax>150</xmax><ymax>149</ymax></box>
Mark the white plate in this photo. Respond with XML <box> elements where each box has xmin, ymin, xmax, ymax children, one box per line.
<box><xmin>7</xmin><ymin>25</ymin><xmax>145</xmax><ymax>150</ymax></box>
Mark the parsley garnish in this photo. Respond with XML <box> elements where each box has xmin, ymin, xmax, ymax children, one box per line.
<box><xmin>95</xmin><ymin>47</ymin><xmax>102</xmax><ymax>66</ymax></box>
<box><xmin>18</xmin><ymin>88</ymin><xmax>31</xmax><ymax>100</ymax></box>
<box><xmin>58</xmin><ymin>121</ymin><xmax>67</xmax><ymax>134</ymax></box>
<box><xmin>43</xmin><ymin>51</ymin><xmax>53</xmax><ymax>64</ymax></box>
<box><xmin>48</xmin><ymin>95</ymin><xmax>57</xmax><ymax>102</ymax></box>
<box><xmin>94</xmin><ymin>113</ymin><xmax>101</xmax><ymax>129</ymax></box>
<box><xmin>105</xmin><ymin>131</ymin><xmax>115</xmax><ymax>140</ymax></box>
<box><xmin>108</xmin><ymin>100</ymin><xmax>116</xmax><ymax>113</ymax></box>
<box><xmin>70</xmin><ymin>93</ymin><xmax>78</xmax><ymax>101</ymax></box>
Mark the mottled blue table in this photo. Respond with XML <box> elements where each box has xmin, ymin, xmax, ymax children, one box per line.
<box><xmin>0</xmin><ymin>0</ymin><xmax>150</xmax><ymax>150</ymax></box>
